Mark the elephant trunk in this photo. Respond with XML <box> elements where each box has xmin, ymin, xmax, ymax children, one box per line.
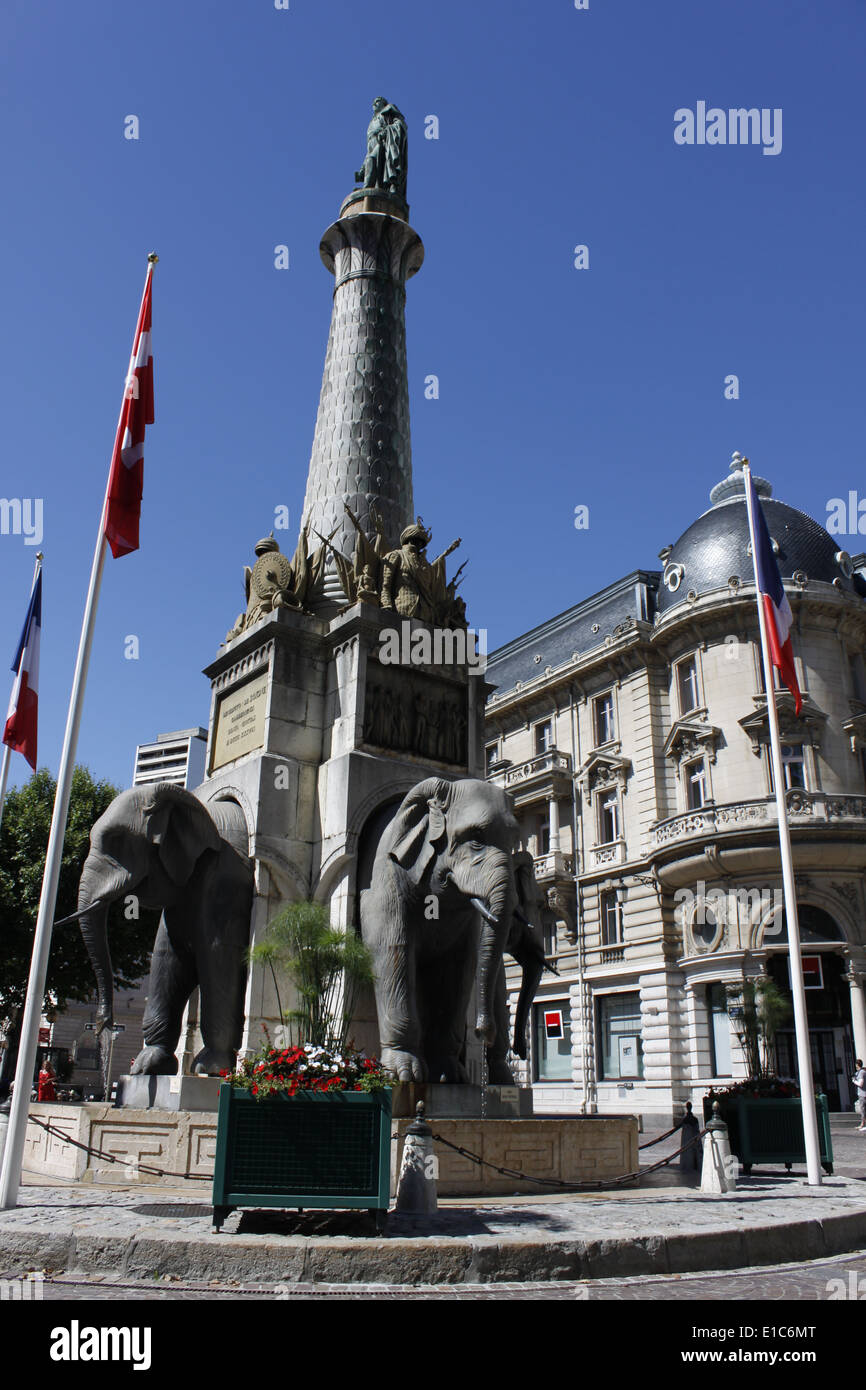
<box><xmin>511</xmin><ymin>942</ymin><xmax>545</xmax><ymax>1060</ymax></box>
<box><xmin>77</xmin><ymin>856</ymin><xmax>119</xmax><ymax>1030</ymax></box>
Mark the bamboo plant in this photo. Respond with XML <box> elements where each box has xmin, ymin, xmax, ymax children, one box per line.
<box><xmin>725</xmin><ymin>976</ymin><xmax>792</xmax><ymax>1079</ymax></box>
<box><xmin>248</xmin><ymin>901</ymin><xmax>375</xmax><ymax>1053</ymax></box>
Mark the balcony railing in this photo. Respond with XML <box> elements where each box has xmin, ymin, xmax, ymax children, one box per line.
<box><xmin>504</xmin><ymin>749</ymin><xmax>573</xmax><ymax>790</ymax></box>
<box><xmin>533</xmin><ymin>850</ymin><xmax>575</xmax><ymax>882</ymax></box>
<box><xmin>587</xmin><ymin>839</ymin><xmax>626</xmax><ymax>870</ymax></box>
<box><xmin>650</xmin><ymin>792</ymin><xmax>866</xmax><ymax>849</ymax></box>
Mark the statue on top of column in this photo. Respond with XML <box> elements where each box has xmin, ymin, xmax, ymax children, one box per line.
<box><xmin>355</xmin><ymin>97</ymin><xmax>408</xmax><ymax>199</ymax></box>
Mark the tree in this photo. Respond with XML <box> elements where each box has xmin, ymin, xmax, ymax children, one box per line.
<box><xmin>0</xmin><ymin>766</ymin><xmax>156</xmax><ymax>1025</ymax></box>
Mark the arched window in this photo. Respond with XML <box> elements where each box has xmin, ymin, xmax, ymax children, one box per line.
<box><xmin>763</xmin><ymin>904</ymin><xmax>844</xmax><ymax>946</ymax></box>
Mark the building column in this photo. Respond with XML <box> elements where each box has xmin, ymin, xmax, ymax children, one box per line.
<box><xmin>548</xmin><ymin>795</ymin><xmax>561</xmax><ymax>852</ymax></box>
<box><xmin>846</xmin><ymin>971</ymin><xmax>866</xmax><ymax>1064</ymax></box>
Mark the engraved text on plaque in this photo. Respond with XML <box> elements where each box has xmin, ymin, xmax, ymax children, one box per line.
<box><xmin>211</xmin><ymin>671</ymin><xmax>268</xmax><ymax>771</ymax></box>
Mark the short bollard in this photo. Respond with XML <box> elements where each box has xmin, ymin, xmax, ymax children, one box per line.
<box><xmin>700</xmin><ymin>1101</ymin><xmax>736</xmax><ymax>1193</ymax></box>
<box><xmin>396</xmin><ymin>1101</ymin><xmax>438</xmax><ymax>1214</ymax></box>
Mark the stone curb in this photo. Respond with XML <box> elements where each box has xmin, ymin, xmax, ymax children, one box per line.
<box><xmin>4</xmin><ymin>1207</ymin><xmax>866</xmax><ymax>1285</ymax></box>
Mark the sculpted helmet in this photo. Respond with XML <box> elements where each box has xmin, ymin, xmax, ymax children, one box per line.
<box><xmin>400</xmin><ymin>518</ymin><xmax>432</xmax><ymax>549</ymax></box>
<box><xmin>254</xmin><ymin>532</ymin><xmax>280</xmax><ymax>557</ymax></box>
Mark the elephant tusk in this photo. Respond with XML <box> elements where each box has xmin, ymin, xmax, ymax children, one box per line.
<box><xmin>469</xmin><ymin>896</ymin><xmax>499</xmax><ymax>926</ymax></box>
<box><xmin>512</xmin><ymin>905</ymin><xmax>534</xmax><ymax>928</ymax></box>
<box><xmin>54</xmin><ymin>899</ymin><xmax>107</xmax><ymax>928</ymax></box>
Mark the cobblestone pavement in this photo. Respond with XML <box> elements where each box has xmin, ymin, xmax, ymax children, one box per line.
<box><xmin>3</xmin><ymin>1115</ymin><xmax>863</xmax><ymax>1296</ymax></box>
<box><xmin>6</xmin><ymin>1169</ymin><xmax>866</xmax><ymax>1238</ymax></box>
<box><xmin>22</xmin><ymin>1247</ymin><xmax>866</xmax><ymax>1299</ymax></box>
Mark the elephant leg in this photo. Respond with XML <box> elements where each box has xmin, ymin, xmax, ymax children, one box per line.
<box><xmin>370</xmin><ymin>936</ymin><xmax>427</xmax><ymax>1082</ymax></box>
<box><xmin>486</xmin><ymin>959</ymin><xmax>515</xmax><ymax>1085</ymax></box>
<box><xmin>418</xmin><ymin>934</ymin><xmax>475</xmax><ymax>1083</ymax></box>
<box><xmin>133</xmin><ymin>915</ymin><xmax>197</xmax><ymax>1074</ymax></box>
<box><xmin>190</xmin><ymin>868</ymin><xmax>252</xmax><ymax>1075</ymax></box>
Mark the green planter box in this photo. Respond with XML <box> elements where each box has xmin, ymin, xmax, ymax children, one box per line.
<box><xmin>702</xmin><ymin>1093</ymin><xmax>834</xmax><ymax>1175</ymax></box>
<box><xmin>212</xmin><ymin>1084</ymin><xmax>392</xmax><ymax>1232</ymax></box>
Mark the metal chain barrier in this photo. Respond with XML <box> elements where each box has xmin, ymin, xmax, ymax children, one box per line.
<box><xmin>26</xmin><ymin>1114</ymin><xmax>206</xmax><ymax>1182</ymax></box>
<box><xmin>639</xmin><ymin>1124</ymin><xmax>679</xmax><ymax>1149</ymax></box>
<box><xmin>427</xmin><ymin>1125</ymin><xmax>707</xmax><ymax>1191</ymax></box>
<box><xmin>26</xmin><ymin>1113</ymin><xmax>708</xmax><ymax>1193</ymax></box>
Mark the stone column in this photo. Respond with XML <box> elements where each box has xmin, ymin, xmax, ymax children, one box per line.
<box><xmin>300</xmin><ymin>191</ymin><xmax>424</xmax><ymax>602</ymax></box>
<box><xmin>846</xmin><ymin>970</ymin><xmax>866</xmax><ymax>1064</ymax></box>
<box><xmin>549</xmin><ymin>795</ymin><xmax>561</xmax><ymax>853</ymax></box>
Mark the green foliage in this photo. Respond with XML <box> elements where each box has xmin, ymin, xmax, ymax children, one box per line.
<box><xmin>707</xmin><ymin>1075</ymin><xmax>799</xmax><ymax>1101</ymax></box>
<box><xmin>725</xmin><ymin>977</ymin><xmax>792</xmax><ymax>1079</ymax></box>
<box><xmin>0</xmin><ymin>766</ymin><xmax>156</xmax><ymax>1016</ymax></box>
<box><xmin>248</xmin><ymin>900</ymin><xmax>375</xmax><ymax>1052</ymax></box>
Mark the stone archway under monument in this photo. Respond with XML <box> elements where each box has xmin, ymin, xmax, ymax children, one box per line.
<box><xmin>347</xmin><ymin>792</ymin><xmax>412</xmax><ymax>1060</ymax></box>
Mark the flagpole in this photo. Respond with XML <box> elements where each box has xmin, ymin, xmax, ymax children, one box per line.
<box><xmin>742</xmin><ymin>460</ymin><xmax>822</xmax><ymax>1186</ymax></box>
<box><xmin>0</xmin><ymin>257</ymin><xmax>156</xmax><ymax>1210</ymax></box>
<box><xmin>0</xmin><ymin>553</ymin><xmax>44</xmax><ymax>829</ymax></box>
<box><xmin>0</xmin><ymin>746</ymin><xmax>10</xmax><ymax>830</ymax></box>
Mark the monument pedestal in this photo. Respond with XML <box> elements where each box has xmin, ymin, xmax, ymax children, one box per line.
<box><xmin>115</xmin><ymin>1075</ymin><xmax>223</xmax><ymax>1113</ymax></box>
<box><xmin>195</xmin><ymin>598</ymin><xmax>489</xmax><ymax>1069</ymax></box>
<box><xmin>392</xmin><ymin>1114</ymin><xmax>640</xmax><ymax>1197</ymax></box>
<box><xmin>23</xmin><ymin>1100</ymin><xmax>638</xmax><ymax>1196</ymax></box>
<box><xmin>391</xmin><ymin>1084</ymin><xmax>534</xmax><ymax>1118</ymax></box>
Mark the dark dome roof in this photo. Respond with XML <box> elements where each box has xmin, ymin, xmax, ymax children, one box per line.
<box><xmin>657</xmin><ymin>456</ymin><xmax>861</xmax><ymax>615</ymax></box>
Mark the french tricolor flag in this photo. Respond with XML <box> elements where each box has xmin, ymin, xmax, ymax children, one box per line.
<box><xmin>4</xmin><ymin>566</ymin><xmax>42</xmax><ymax>770</ymax></box>
<box><xmin>745</xmin><ymin>469</ymin><xmax>802</xmax><ymax>715</ymax></box>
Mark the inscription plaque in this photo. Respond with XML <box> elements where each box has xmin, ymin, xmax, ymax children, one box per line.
<box><xmin>211</xmin><ymin>671</ymin><xmax>268</xmax><ymax>770</ymax></box>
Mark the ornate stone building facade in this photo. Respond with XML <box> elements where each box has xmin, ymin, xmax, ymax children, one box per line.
<box><xmin>485</xmin><ymin>457</ymin><xmax>866</xmax><ymax>1121</ymax></box>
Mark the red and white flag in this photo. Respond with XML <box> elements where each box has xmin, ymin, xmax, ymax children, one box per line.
<box><xmin>745</xmin><ymin>468</ymin><xmax>802</xmax><ymax>714</ymax></box>
<box><xmin>104</xmin><ymin>263</ymin><xmax>155</xmax><ymax>558</ymax></box>
<box><xmin>3</xmin><ymin>565</ymin><xmax>42</xmax><ymax>770</ymax></box>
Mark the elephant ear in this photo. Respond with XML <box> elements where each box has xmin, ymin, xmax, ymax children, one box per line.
<box><xmin>141</xmin><ymin>784</ymin><xmax>222</xmax><ymax>888</ymax></box>
<box><xmin>388</xmin><ymin>777</ymin><xmax>452</xmax><ymax>885</ymax></box>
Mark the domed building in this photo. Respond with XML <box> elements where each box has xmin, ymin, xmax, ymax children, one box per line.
<box><xmin>485</xmin><ymin>455</ymin><xmax>866</xmax><ymax>1121</ymax></box>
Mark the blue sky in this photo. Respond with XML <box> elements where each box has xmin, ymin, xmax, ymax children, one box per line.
<box><xmin>0</xmin><ymin>0</ymin><xmax>863</xmax><ymax>790</ymax></box>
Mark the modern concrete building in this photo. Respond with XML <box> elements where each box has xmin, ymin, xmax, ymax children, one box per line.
<box><xmin>485</xmin><ymin>456</ymin><xmax>866</xmax><ymax>1122</ymax></box>
<box><xmin>132</xmin><ymin>728</ymin><xmax>207</xmax><ymax>789</ymax></box>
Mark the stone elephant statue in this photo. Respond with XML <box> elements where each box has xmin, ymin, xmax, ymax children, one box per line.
<box><xmin>360</xmin><ymin>776</ymin><xmax>524</xmax><ymax>1083</ymax></box>
<box><xmin>76</xmin><ymin>783</ymin><xmax>255</xmax><ymax>1077</ymax></box>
